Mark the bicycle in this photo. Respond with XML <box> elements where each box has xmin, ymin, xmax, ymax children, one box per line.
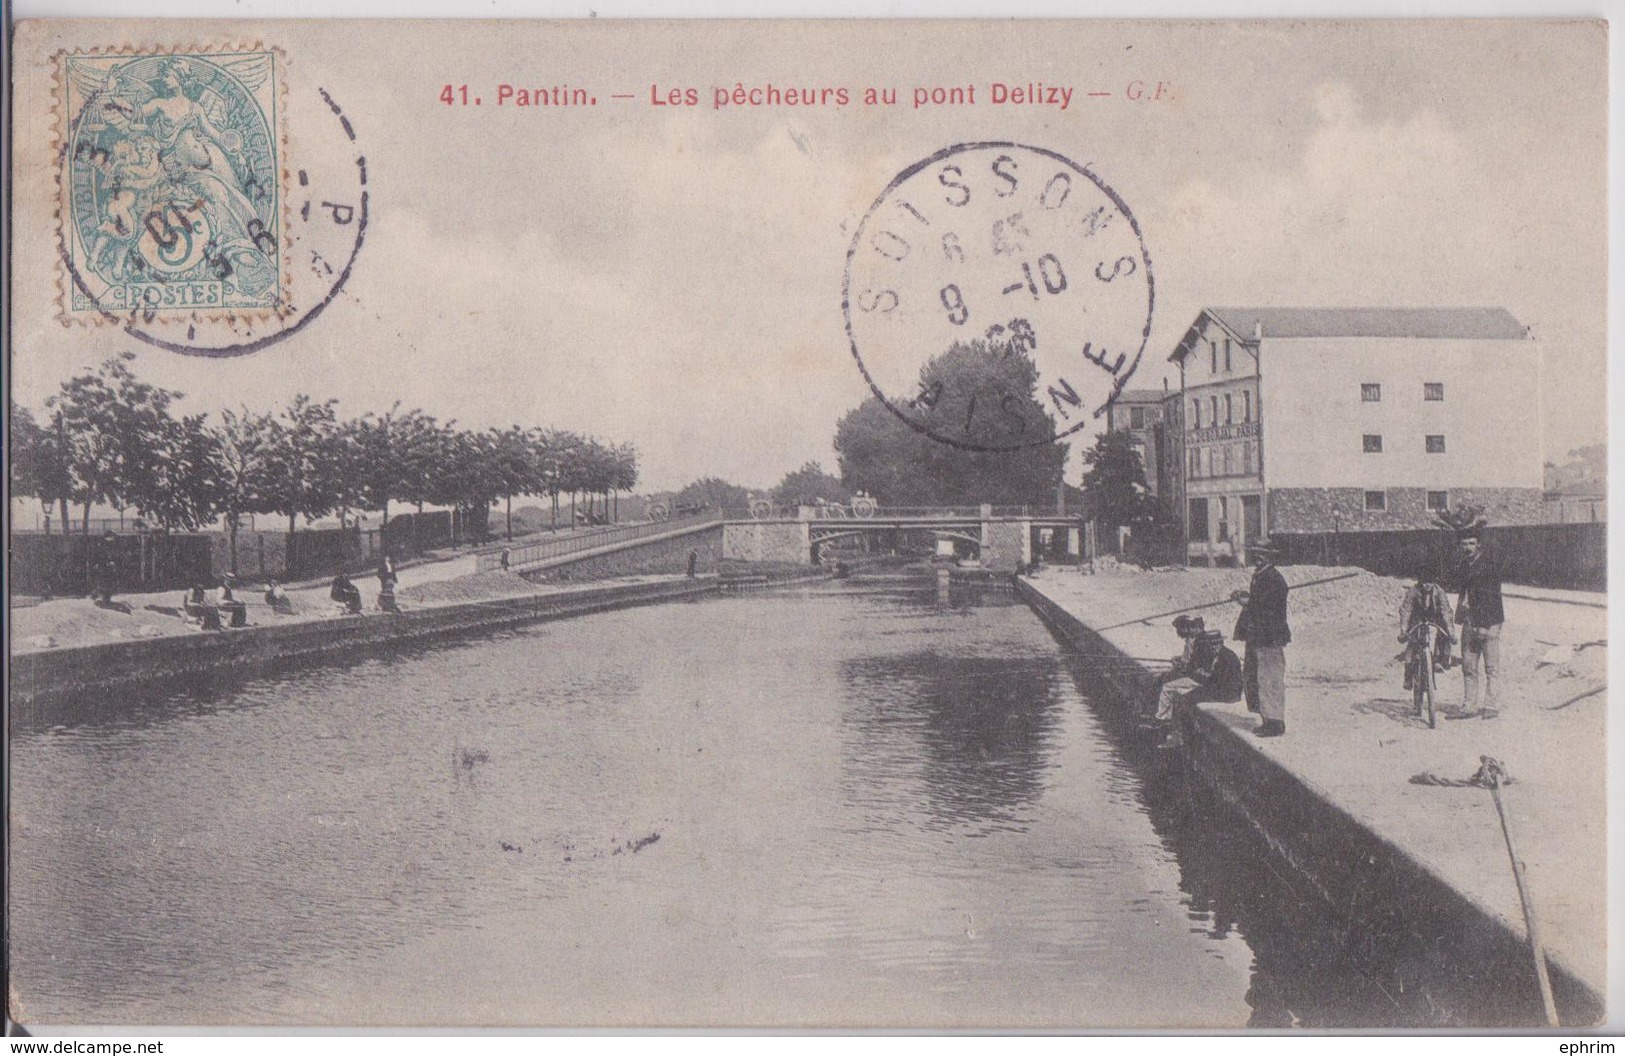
<box><xmin>1402</xmin><ymin>620</ymin><xmax>1452</xmax><ymax>729</ymax></box>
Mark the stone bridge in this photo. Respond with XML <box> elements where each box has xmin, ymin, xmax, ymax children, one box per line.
<box><xmin>721</xmin><ymin>505</ymin><xmax>1083</xmax><ymax>573</ymax></box>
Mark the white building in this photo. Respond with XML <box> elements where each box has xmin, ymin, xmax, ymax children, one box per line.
<box><xmin>1169</xmin><ymin>307</ymin><xmax>1543</xmax><ymax>563</ymax></box>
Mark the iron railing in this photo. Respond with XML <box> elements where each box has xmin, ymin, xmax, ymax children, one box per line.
<box><xmin>477</xmin><ymin>509</ymin><xmax>724</xmax><ymax>571</ymax></box>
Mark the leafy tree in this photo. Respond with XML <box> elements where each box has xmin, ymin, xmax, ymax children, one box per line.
<box><xmin>10</xmin><ymin>402</ymin><xmax>73</xmax><ymax>534</ymax></box>
<box><xmin>135</xmin><ymin>413</ymin><xmax>224</xmax><ymax>532</ymax></box>
<box><xmin>259</xmin><ymin>394</ymin><xmax>345</xmax><ymax>551</ymax></box>
<box><xmin>490</xmin><ymin>425</ymin><xmax>539</xmax><ymax>540</ymax></box>
<box><xmin>674</xmin><ymin>476</ymin><xmax>752</xmax><ymax>513</ymax></box>
<box><xmin>772</xmin><ymin>461</ymin><xmax>849</xmax><ymax>507</ymax></box>
<box><xmin>215</xmin><ymin>407</ymin><xmax>277</xmax><ymax>572</ymax></box>
<box><xmin>835</xmin><ymin>340</ymin><xmax>1066</xmax><ymax>506</ymax></box>
<box><xmin>1078</xmin><ymin>429</ymin><xmax>1153</xmax><ymax>529</ymax></box>
<box><xmin>46</xmin><ymin>353</ymin><xmax>182</xmax><ymax>535</ymax></box>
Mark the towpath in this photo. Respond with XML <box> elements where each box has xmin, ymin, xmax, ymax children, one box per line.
<box><xmin>1022</xmin><ymin>565</ymin><xmax>1606</xmax><ymax>998</ymax></box>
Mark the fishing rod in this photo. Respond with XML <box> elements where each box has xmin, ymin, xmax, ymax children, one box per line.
<box><xmin>1095</xmin><ymin>570</ymin><xmax>1363</xmax><ymax>633</ymax></box>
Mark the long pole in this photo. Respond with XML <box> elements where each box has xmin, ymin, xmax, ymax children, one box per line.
<box><xmin>1482</xmin><ymin>758</ymin><xmax>1560</xmax><ymax>1026</ymax></box>
<box><xmin>1096</xmin><ymin>570</ymin><xmax>1361</xmax><ymax>633</ymax></box>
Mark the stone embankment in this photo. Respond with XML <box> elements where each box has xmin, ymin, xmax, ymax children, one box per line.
<box><xmin>11</xmin><ymin>566</ymin><xmax>832</xmax><ymax>716</ymax></box>
<box><xmin>1016</xmin><ymin>566</ymin><xmax>1606</xmax><ymax>1027</ymax></box>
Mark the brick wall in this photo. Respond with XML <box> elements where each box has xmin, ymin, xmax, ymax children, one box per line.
<box><xmin>1268</xmin><ymin>487</ymin><xmax>1544</xmax><ymax>534</ymax></box>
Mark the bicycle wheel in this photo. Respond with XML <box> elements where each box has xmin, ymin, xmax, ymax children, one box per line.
<box><xmin>1422</xmin><ymin>646</ymin><xmax>1437</xmax><ymax>728</ymax></box>
<box><xmin>1412</xmin><ymin>661</ymin><xmax>1426</xmax><ymax>717</ymax></box>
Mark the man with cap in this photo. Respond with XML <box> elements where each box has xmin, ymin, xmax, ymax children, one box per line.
<box><xmin>1233</xmin><ymin>539</ymin><xmax>1291</xmax><ymax>737</ymax></box>
<box><xmin>1147</xmin><ymin>614</ymin><xmax>1205</xmax><ymax>718</ymax></box>
<box><xmin>1450</xmin><ymin>528</ymin><xmax>1504</xmax><ymax>718</ymax></box>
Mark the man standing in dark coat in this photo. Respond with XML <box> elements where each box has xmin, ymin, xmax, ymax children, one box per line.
<box><xmin>1234</xmin><ymin>540</ymin><xmax>1291</xmax><ymax>737</ymax></box>
<box><xmin>1451</xmin><ymin>529</ymin><xmax>1504</xmax><ymax>717</ymax></box>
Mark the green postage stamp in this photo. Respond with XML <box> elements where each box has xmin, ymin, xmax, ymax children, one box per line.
<box><xmin>57</xmin><ymin>47</ymin><xmax>287</xmax><ymax>323</ymax></box>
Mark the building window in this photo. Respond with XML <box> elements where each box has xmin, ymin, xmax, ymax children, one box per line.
<box><xmin>1243</xmin><ymin>442</ymin><xmax>1255</xmax><ymax>474</ymax></box>
<box><xmin>1210</xmin><ymin>396</ymin><xmax>1218</xmax><ymax>426</ymax></box>
<box><xmin>1364</xmin><ymin>490</ymin><xmax>1387</xmax><ymax>512</ymax></box>
<box><xmin>1192</xmin><ymin>400</ymin><xmax>1201</xmax><ymax>429</ymax></box>
<box><xmin>1224</xmin><ymin>393</ymin><xmax>1233</xmax><ymax>424</ymax></box>
<box><xmin>1424</xmin><ymin>382</ymin><xmax>1444</xmax><ymax>401</ymax></box>
<box><xmin>1217</xmin><ymin>496</ymin><xmax>1230</xmax><ymax>542</ymax></box>
<box><xmin>1189</xmin><ymin>498</ymin><xmax>1209</xmax><ymax>540</ymax></box>
<box><xmin>1426</xmin><ymin>434</ymin><xmax>1447</xmax><ymax>454</ymax></box>
<box><xmin>1361</xmin><ymin>383</ymin><xmax>1382</xmax><ymax>402</ymax></box>
<box><xmin>1130</xmin><ymin>405</ymin><xmax>1145</xmax><ymax>429</ymax></box>
<box><xmin>1223</xmin><ymin>339</ymin><xmax>1233</xmax><ymax>372</ymax></box>
<box><xmin>1210</xmin><ymin>342</ymin><xmax>1218</xmax><ymax>373</ymax></box>
<box><xmin>1363</xmin><ymin>434</ymin><xmax>1383</xmax><ymax>453</ymax></box>
<box><xmin>1243</xmin><ymin>389</ymin><xmax>1252</xmax><ymax>422</ymax></box>
<box><xmin>1427</xmin><ymin>491</ymin><xmax>1449</xmax><ymax>512</ymax></box>
<box><xmin>1189</xmin><ymin>449</ymin><xmax>1200</xmax><ymax>478</ymax></box>
<box><xmin>1222</xmin><ymin>446</ymin><xmax>1233</xmax><ymax>475</ymax></box>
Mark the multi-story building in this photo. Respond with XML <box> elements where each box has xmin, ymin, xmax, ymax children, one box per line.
<box><xmin>1102</xmin><ymin>389</ymin><xmax>1172</xmax><ymax>498</ymax></box>
<box><xmin>1169</xmin><ymin>307</ymin><xmax>1544</xmax><ymax>564</ymax></box>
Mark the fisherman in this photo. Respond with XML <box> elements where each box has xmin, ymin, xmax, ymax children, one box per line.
<box><xmin>218</xmin><ymin>573</ymin><xmax>249</xmax><ymax>628</ymax></box>
<box><xmin>1233</xmin><ymin>540</ymin><xmax>1291</xmax><ymax>737</ymax></box>
<box><xmin>378</xmin><ymin>554</ymin><xmax>399</xmax><ymax>593</ymax></box>
<box><xmin>185</xmin><ymin>584</ymin><xmax>222</xmax><ymax>631</ymax></box>
<box><xmin>500</xmin><ymin>547</ymin><xmax>512</xmax><ymax>571</ymax></box>
<box><xmin>1151</xmin><ymin>619</ymin><xmax>1243</xmax><ymax>747</ymax></box>
<box><xmin>89</xmin><ymin>529</ymin><xmax>120</xmax><ymax>605</ymax></box>
<box><xmin>1450</xmin><ymin>528</ymin><xmax>1504</xmax><ymax>718</ymax></box>
<box><xmin>331</xmin><ymin>573</ymin><xmax>364</xmax><ymax>615</ymax></box>
<box><xmin>263</xmin><ymin>576</ymin><xmax>296</xmax><ymax>616</ymax></box>
<box><xmin>1398</xmin><ymin>573</ymin><xmax>1454</xmax><ymax>689</ymax></box>
<box><xmin>1147</xmin><ymin>614</ymin><xmax>1205</xmax><ymax>711</ymax></box>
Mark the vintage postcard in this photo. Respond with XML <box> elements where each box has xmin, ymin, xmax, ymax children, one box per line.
<box><xmin>6</xmin><ymin>18</ymin><xmax>1611</xmax><ymax>1031</ymax></box>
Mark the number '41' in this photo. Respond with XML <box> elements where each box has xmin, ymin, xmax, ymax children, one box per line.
<box><xmin>440</xmin><ymin>85</ymin><xmax>472</xmax><ymax>105</ymax></box>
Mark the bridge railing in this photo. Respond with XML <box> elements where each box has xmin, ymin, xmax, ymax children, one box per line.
<box><xmin>728</xmin><ymin>504</ymin><xmax>1072</xmax><ymax>521</ymax></box>
<box><xmin>478</xmin><ymin>509</ymin><xmax>724</xmax><ymax>572</ymax></box>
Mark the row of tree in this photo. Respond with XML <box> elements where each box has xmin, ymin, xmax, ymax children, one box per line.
<box><xmin>11</xmin><ymin>354</ymin><xmax>639</xmax><ymax>568</ymax></box>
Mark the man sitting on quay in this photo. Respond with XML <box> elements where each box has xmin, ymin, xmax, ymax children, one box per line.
<box><xmin>330</xmin><ymin>573</ymin><xmax>364</xmax><ymax>616</ymax></box>
<box><xmin>1147</xmin><ymin>616</ymin><xmax>1243</xmax><ymax>747</ymax></box>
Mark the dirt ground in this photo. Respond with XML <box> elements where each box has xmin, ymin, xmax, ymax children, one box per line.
<box><xmin>10</xmin><ymin>564</ymin><xmax>688</xmax><ymax>652</ymax></box>
<box><xmin>1025</xmin><ymin>564</ymin><xmax>1608</xmax><ymax>995</ymax></box>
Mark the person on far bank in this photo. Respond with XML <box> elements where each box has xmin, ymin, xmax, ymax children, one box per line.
<box><xmin>1233</xmin><ymin>540</ymin><xmax>1290</xmax><ymax>737</ymax></box>
<box><xmin>1451</xmin><ymin>529</ymin><xmax>1504</xmax><ymax>718</ymax></box>
<box><xmin>687</xmin><ymin>548</ymin><xmax>699</xmax><ymax>578</ymax></box>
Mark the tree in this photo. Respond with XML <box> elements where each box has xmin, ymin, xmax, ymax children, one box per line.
<box><xmin>674</xmin><ymin>476</ymin><xmax>752</xmax><ymax>513</ymax></box>
<box><xmin>611</xmin><ymin>442</ymin><xmax>639</xmax><ymax>522</ymax></box>
<box><xmin>835</xmin><ymin>340</ymin><xmax>1066</xmax><ymax>506</ymax></box>
<box><xmin>259</xmin><ymin>394</ymin><xmax>345</xmax><ymax>556</ymax></box>
<box><xmin>490</xmin><ymin>425</ymin><xmax>539</xmax><ymax>540</ymax></box>
<box><xmin>135</xmin><ymin>413</ymin><xmax>224</xmax><ymax>532</ymax></box>
<box><xmin>1078</xmin><ymin>429</ymin><xmax>1153</xmax><ymax>530</ymax></box>
<box><xmin>46</xmin><ymin>353</ymin><xmax>182</xmax><ymax>535</ymax></box>
<box><xmin>772</xmin><ymin>461</ymin><xmax>849</xmax><ymax>507</ymax></box>
<box><xmin>215</xmin><ymin>407</ymin><xmax>277</xmax><ymax>572</ymax></box>
<box><xmin>10</xmin><ymin>401</ymin><xmax>73</xmax><ymax>534</ymax></box>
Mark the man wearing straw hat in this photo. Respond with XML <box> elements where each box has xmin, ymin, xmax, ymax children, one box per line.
<box><xmin>1233</xmin><ymin>539</ymin><xmax>1291</xmax><ymax>737</ymax></box>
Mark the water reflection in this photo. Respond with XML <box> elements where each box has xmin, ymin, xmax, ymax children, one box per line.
<box><xmin>8</xmin><ymin>576</ymin><xmax>1543</xmax><ymax>1027</ymax></box>
<box><xmin>841</xmin><ymin>655</ymin><xmax>1060</xmax><ymax>834</ymax></box>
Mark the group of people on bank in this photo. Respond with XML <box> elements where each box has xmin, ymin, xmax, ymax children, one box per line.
<box><xmin>1146</xmin><ymin>528</ymin><xmax>1504</xmax><ymax>744</ymax></box>
<box><xmin>171</xmin><ymin>556</ymin><xmax>405</xmax><ymax>630</ymax></box>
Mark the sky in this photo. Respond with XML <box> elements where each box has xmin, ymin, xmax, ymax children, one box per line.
<box><xmin>10</xmin><ymin>19</ymin><xmax>1608</xmax><ymax>494</ymax></box>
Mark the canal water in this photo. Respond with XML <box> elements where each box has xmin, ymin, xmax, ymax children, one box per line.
<box><xmin>10</xmin><ymin>577</ymin><xmax>1440</xmax><ymax>1028</ymax></box>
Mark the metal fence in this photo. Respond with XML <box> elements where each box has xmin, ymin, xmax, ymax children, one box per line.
<box><xmin>477</xmin><ymin>509</ymin><xmax>724</xmax><ymax>572</ymax></box>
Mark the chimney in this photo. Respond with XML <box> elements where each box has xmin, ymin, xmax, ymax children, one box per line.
<box><xmin>1253</xmin><ymin>321</ymin><xmax>1263</xmax><ymax>341</ymax></box>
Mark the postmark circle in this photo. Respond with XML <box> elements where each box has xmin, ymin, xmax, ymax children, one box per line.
<box><xmin>58</xmin><ymin>50</ymin><xmax>367</xmax><ymax>358</ymax></box>
<box><xmin>843</xmin><ymin>142</ymin><xmax>1154</xmax><ymax>452</ymax></box>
